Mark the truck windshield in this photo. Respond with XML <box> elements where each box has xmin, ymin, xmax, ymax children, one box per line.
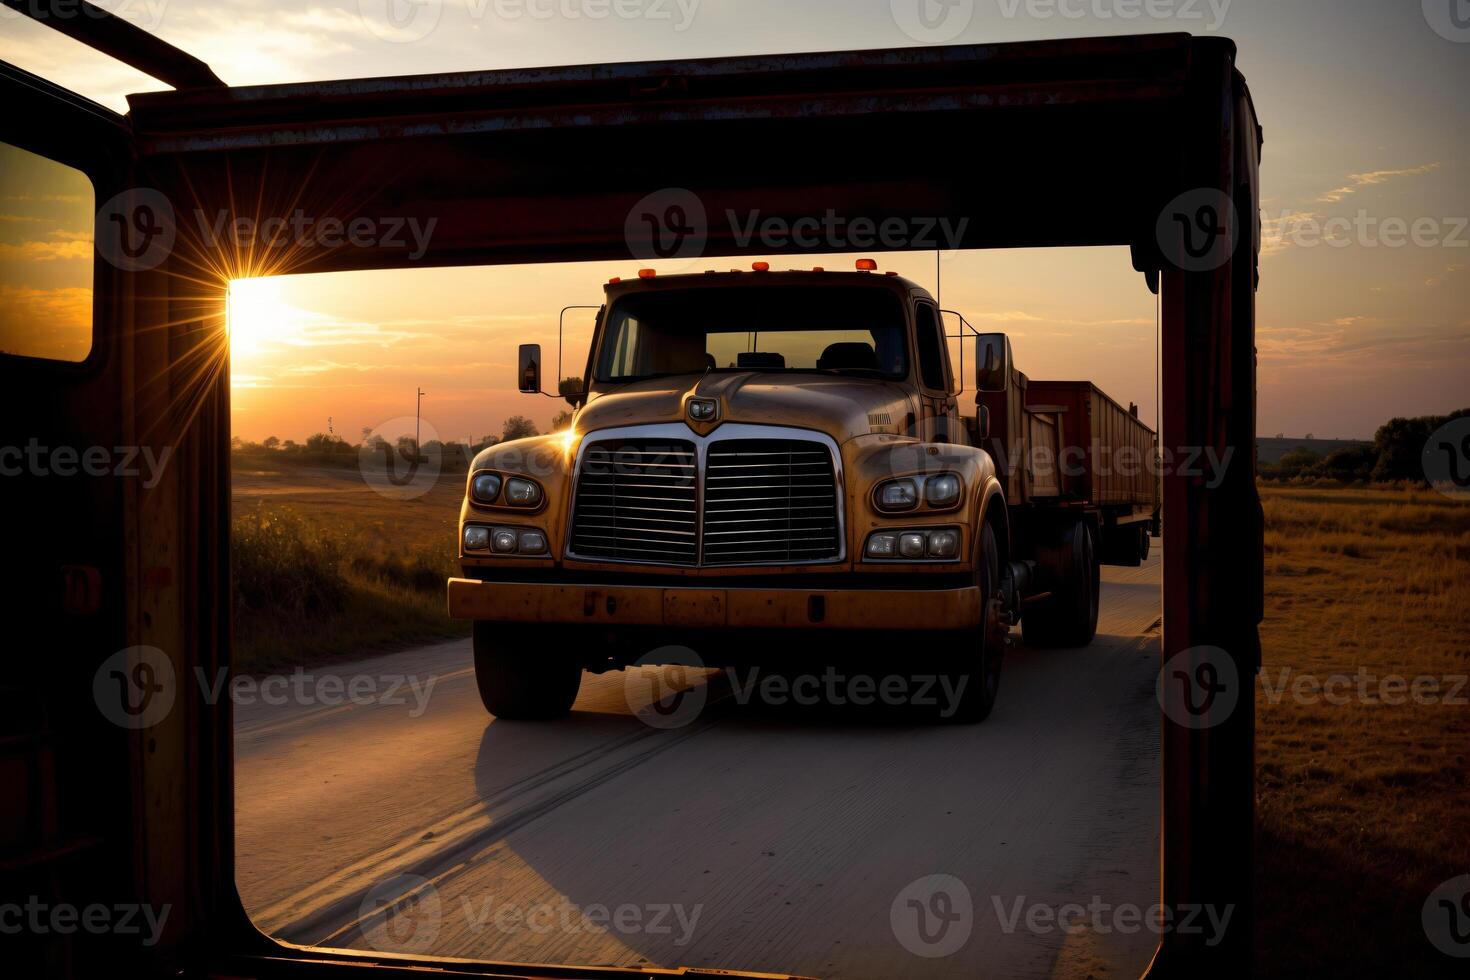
<box><xmin>596</xmin><ymin>285</ymin><xmax>908</xmax><ymax>382</ymax></box>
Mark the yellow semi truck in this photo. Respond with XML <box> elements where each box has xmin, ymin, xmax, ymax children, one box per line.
<box><xmin>448</xmin><ymin>260</ymin><xmax>1156</xmax><ymax>721</ymax></box>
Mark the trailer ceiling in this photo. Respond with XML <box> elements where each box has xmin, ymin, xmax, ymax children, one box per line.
<box><xmin>125</xmin><ymin>32</ymin><xmax>1248</xmax><ymax>276</ymax></box>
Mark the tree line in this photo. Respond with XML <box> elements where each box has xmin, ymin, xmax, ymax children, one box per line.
<box><xmin>1259</xmin><ymin>407</ymin><xmax>1469</xmax><ymax>483</ymax></box>
<box><xmin>231</xmin><ymin>413</ymin><xmax>553</xmax><ymax>470</ymax></box>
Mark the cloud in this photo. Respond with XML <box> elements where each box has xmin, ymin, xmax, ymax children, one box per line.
<box><xmin>0</xmin><ymin>285</ymin><xmax>92</xmax><ymax>359</ymax></box>
<box><xmin>1260</xmin><ymin>209</ymin><xmax>1319</xmax><ymax>258</ymax></box>
<box><xmin>1256</xmin><ymin>321</ymin><xmax>1470</xmax><ymax>368</ymax></box>
<box><xmin>1316</xmin><ymin>163</ymin><xmax>1440</xmax><ymax>204</ymax></box>
<box><xmin>0</xmin><ymin>238</ymin><xmax>91</xmax><ymax>261</ymax></box>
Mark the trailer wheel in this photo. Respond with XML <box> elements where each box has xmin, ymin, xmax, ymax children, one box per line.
<box><xmin>1021</xmin><ymin>520</ymin><xmax>1100</xmax><ymax>648</ymax></box>
<box><xmin>473</xmin><ymin>622</ymin><xmax>582</xmax><ymax>719</ymax></box>
<box><xmin>945</xmin><ymin>523</ymin><xmax>1005</xmax><ymax>723</ymax></box>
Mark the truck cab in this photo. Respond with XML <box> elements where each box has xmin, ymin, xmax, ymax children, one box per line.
<box><xmin>448</xmin><ymin>261</ymin><xmax>1029</xmax><ymax>722</ymax></box>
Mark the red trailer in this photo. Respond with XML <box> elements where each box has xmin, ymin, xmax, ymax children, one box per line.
<box><xmin>1026</xmin><ymin>379</ymin><xmax>1159</xmax><ymax>561</ymax></box>
<box><xmin>975</xmin><ymin>339</ymin><xmax>1159</xmax><ymax>647</ymax></box>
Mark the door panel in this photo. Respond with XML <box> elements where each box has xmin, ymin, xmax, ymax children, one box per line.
<box><xmin>0</xmin><ymin>58</ymin><xmax>212</xmax><ymax>975</ymax></box>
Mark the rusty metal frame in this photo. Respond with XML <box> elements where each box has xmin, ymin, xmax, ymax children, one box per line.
<box><xmin>0</xmin><ymin>23</ymin><xmax>1261</xmax><ymax>980</ymax></box>
<box><xmin>1</xmin><ymin>0</ymin><xmax>223</xmax><ymax>89</ymax></box>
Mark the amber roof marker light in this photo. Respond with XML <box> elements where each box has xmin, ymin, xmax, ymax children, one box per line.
<box><xmin>856</xmin><ymin>258</ymin><xmax>878</xmax><ymax>271</ymax></box>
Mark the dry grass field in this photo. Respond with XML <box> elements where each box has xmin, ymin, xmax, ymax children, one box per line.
<box><xmin>231</xmin><ymin>461</ymin><xmax>468</xmax><ymax>672</ymax></box>
<box><xmin>1254</xmin><ymin>484</ymin><xmax>1470</xmax><ymax>977</ymax></box>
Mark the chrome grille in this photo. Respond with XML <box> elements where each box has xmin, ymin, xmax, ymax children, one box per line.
<box><xmin>568</xmin><ymin>429</ymin><xmax>843</xmax><ymax>567</ymax></box>
<box><xmin>701</xmin><ymin>440</ymin><xmax>841</xmax><ymax>564</ymax></box>
<box><xmin>569</xmin><ymin>440</ymin><xmax>698</xmax><ymax>564</ymax></box>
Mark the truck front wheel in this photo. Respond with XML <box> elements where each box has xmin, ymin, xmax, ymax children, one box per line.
<box><xmin>1021</xmin><ymin>520</ymin><xmax>1100</xmax><ymax>648</ymax></box>
<box><xmin>946</xmin><ymin>522</ymin><xmax>1006</xmax><ymax>723</ymax></box>
<box><xmin>472</xmin><ymin>622</ymin><xmax>582</xmax><ymax>720</ymax></box>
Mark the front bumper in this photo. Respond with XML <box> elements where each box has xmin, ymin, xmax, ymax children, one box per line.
<box><xmin>447</xmin><ymin>578</ymin><xmax>981</xmax><ymax>630</ymax></box>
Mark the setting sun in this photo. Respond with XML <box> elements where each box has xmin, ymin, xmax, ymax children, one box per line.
<box><xmin>227</xmin><ymin>276</ymin><xmax>302</xmax><ymax>361</ymax></box>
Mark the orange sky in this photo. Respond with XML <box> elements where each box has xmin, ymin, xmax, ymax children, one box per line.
<box><xmin>3</xmin><ymin>1</ymin><xmax>1466</xmax><ymax>441</ymax></box>
<box><xmin>225</xmin><ymin>249</ymin><xmax>1168</xmax><ymax>445</ymax></box>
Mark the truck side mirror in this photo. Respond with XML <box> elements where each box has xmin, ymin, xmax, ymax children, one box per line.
<box><xmin>977</xmin><ymin>404</ymin><xmax>991</xmax><ymax>441</ymax></box>
<box><xmin>518</xmin><ymin>344</ymin><xmax>542</xmax><ymax>394</ymax></box>
<box><xmin>975</xmin><ymin>333</ymin><xmax>1011</xmax><ymax>392</ymax></box>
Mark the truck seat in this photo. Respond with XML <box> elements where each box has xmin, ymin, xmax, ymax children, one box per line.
<box><xmin>817</xmin><ymin>342</ymin><xmax>879</xmax><ymax>371</ymax></box>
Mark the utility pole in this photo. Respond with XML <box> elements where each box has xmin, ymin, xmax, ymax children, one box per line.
<box><xmin>415</xmin><ymin>387</ymin><xmax>425</xmax><ymax>455</ymax></box>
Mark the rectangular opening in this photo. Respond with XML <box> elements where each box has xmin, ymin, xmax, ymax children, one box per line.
<box><xmin>228</xmin><ymin>247</ymin><xmax>1164</xmax><ymax>977</ymax></box>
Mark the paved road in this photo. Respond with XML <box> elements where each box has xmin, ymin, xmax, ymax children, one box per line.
<box><xmin>236</xmin><ymin>546</ymin><xmax>1162</xmax><ymax>979</ymax></box>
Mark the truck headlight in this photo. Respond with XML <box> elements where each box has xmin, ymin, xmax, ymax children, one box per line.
<box><xmin>504</xmin><ymin>477</ymin><xmax>543</xmax><ymax>507</ymax></box>
<box><xmin>924</xmin><ymin>474</ymin><xmax>961</xmax><ymax>508</ymax></box>
<box><xmin>866</xmin><ymin>533</ymin><xmax>898</xmax><ymax>558</ymax></box>
<box><xmin>471</xmin><ymin>473</ymin><xmax>502</xmax><ymax>504</ymax></box>
<box><xmin>466</xmin><ymin>525</ymin><xmax>551</xmax><ymax>558</ymax></box>
<box><xmin>876</xmin><ymin>479</ymin><xmax>918</xmax><ymax>511</ymax></box>
<box><xmin>926</xmin><ymin>530</ymin><xmax>959</xmax><ymax>559</ymax></box>
<box><xmin>863</xmin><ymin>527</ymin><xmax>962</xmax><ymax>562</ymax></box>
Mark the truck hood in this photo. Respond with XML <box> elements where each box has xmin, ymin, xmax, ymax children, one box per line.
<box><xmin>576</xmin><ymin>372</ymin><xmax>915</xmax><ymax>445</ymax></box>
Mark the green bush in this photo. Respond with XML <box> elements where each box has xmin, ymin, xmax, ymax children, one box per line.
<box><xmin>232</xmin><ymin>509</ymin><xmax>347</xmax><ymax>617</ymax></box>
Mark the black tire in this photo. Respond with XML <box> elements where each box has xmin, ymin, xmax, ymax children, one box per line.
<box><xmin>472</xmin><ymin>622</ymin><xmax>582</xmax><ymax>719</ymax></box>
<box><xmin>1021</xmin><ymin>520</ymin><xmax>1100</xmax><ymax>648</ymax></box>
<box><xmin>946</xmin><ymin>523</ymin><xmax>1006</xmax><ymax>723</ymax></box>
<box><xmin>1139</xmin><ymin>526</ymin><xmax>1151</xmax><ymax>561</ymax></box>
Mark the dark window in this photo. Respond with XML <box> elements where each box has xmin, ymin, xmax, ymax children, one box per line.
<box><xmin>597</xmin><ymin>285</ymin><xmax>908</xmax><ymax>381</ymax></box>
<box><xmin>914</xmin><ymin>303</ymin><xmax>947</xmax><ymax>391</ymax></box>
